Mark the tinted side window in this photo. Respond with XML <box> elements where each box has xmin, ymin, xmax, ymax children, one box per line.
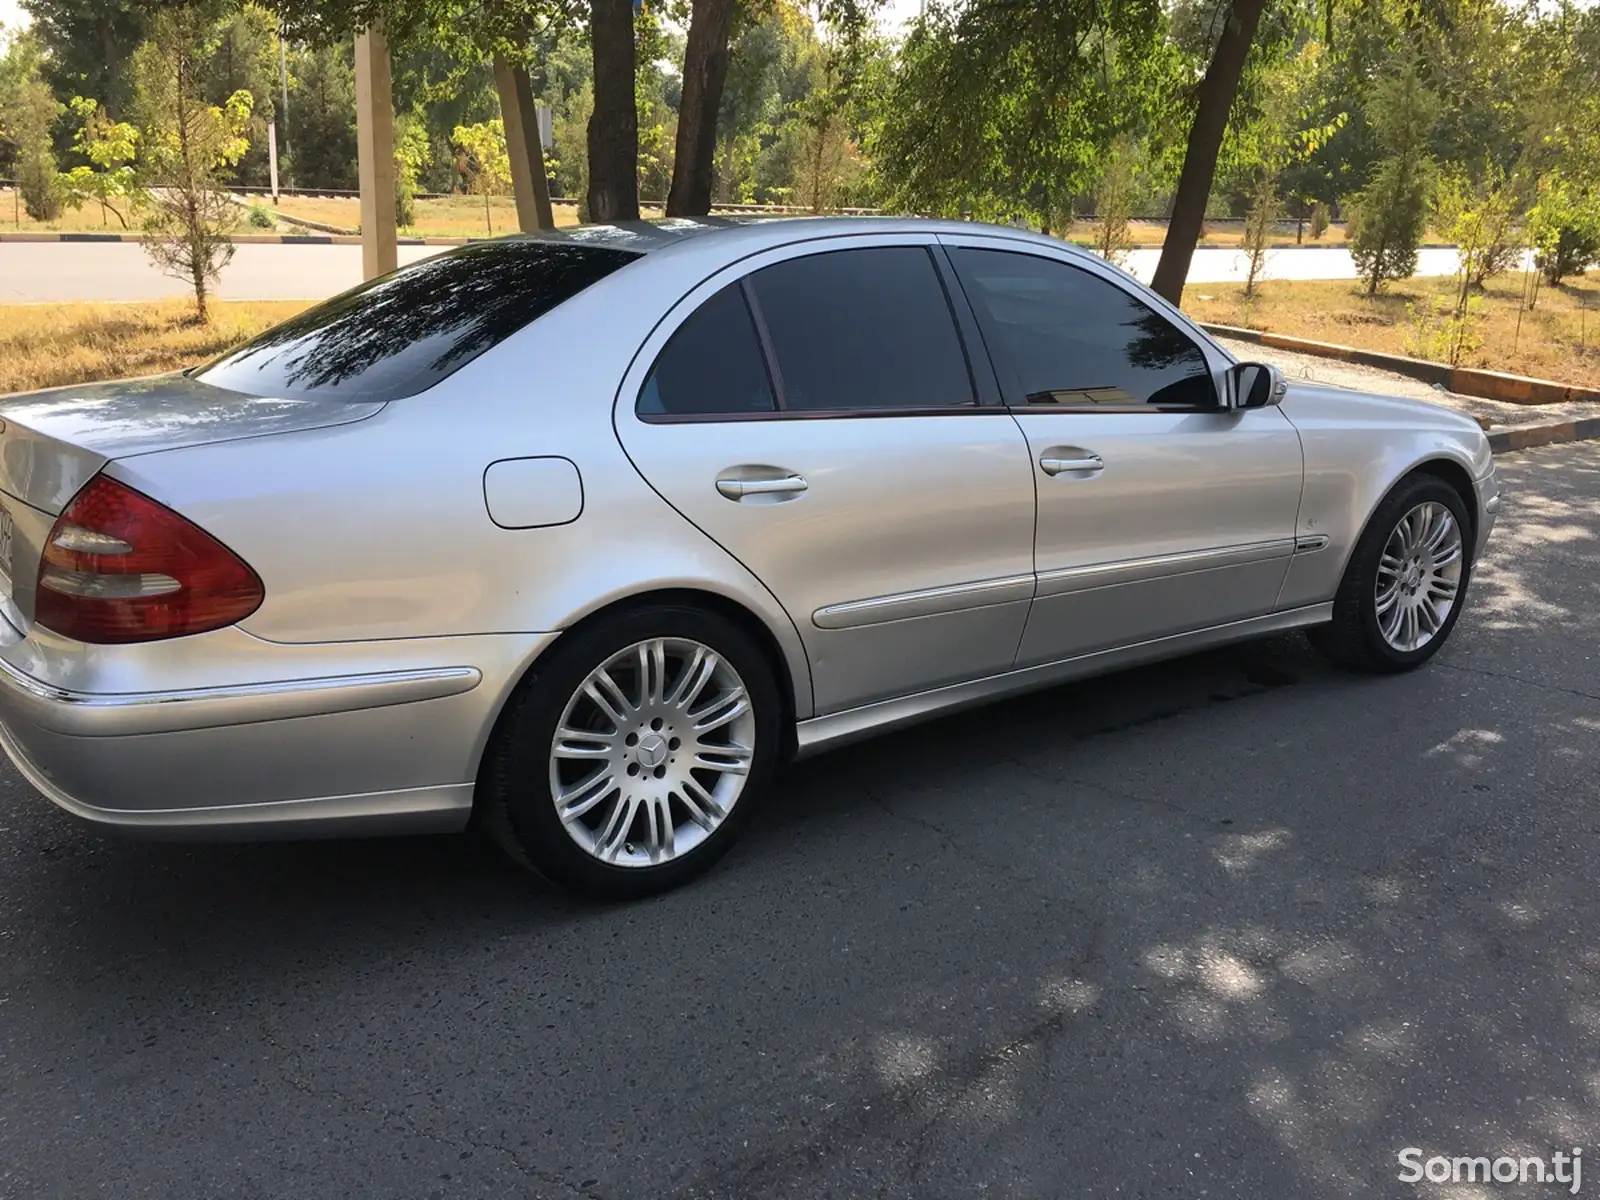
<box><xmin>638</xmin><ymin>285</ymin><xmax>777</xmax><ymax>417</ymax></box>
<box><xmin>949</xmin><ymin>249</ymin><xmax>1216</xmax><ymax>409</ymax></box>
<box><xmin>750</xmin><ymin>247</ymin><xmax>975</xmax><ymax>412</ymax></box>
<box><xmin>197</xmin><ymin>241</ymin><xmax>638</xmax><ymax>402</ymax></box>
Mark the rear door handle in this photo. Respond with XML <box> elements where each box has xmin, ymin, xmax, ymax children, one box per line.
<box><xmin>715</xmin><ymin>473</ymin><xmax>809</xmax><ymax>500</ymax></box>
<box><xmin>1039</xmin><ymin>453</ymin><xmax>1104</xmax><ymax>476</ymax></box>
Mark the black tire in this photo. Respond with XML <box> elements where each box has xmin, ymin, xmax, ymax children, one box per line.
<box><xmin>1309</xmin><ymin>472</ymin><xmax>1474</xmax><ymax>673</ymax></box>
<box><xmin>475</xmin><ymin>603</ymin><xmax>783</xmax><ymax>900</ymax></box>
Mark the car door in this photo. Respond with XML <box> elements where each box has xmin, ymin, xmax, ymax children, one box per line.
<box><xmin>941</xmin><ymin>237</ymin><xmax>1305</xmax><ymax>668</ymax></box>
<box><xmin>614</xmin><ymin>237</ymin><xmax>1038</xmax><ymax>715</ymax></box>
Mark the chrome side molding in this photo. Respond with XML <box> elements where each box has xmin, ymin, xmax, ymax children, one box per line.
<box><xmin>0</xmin><ymin>660</ymin><xmax>483</xmax><ymax>737</ymax></box>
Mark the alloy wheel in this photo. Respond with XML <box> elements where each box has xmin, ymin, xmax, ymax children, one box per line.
<box><xmin>1375</xmin><ymin>500</ymin><xmax>1464</xmax><ymax>653</ymax></box>
<box><xmin>548</xmin><ymin>637</ymin><xmax>756</xmax><ymax>867</ymax></box>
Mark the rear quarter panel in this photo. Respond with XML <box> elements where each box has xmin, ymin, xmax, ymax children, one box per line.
<box><xmin>104</xmin><ymin>262</ymin><xmax>818</xmax><ymax>716</ymax></box>
<box><xmin>1276</xmin><ymin>385</ymin><xmax>1494</xmax><ymax>609</ymax></box>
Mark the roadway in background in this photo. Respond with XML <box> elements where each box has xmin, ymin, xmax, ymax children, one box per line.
<box><xmin>0</xmin><ymin>240</ymin><xmax>1481</xmax><ymax>303</ymax></box>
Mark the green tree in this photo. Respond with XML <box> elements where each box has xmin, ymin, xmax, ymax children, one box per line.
<box><xmin>394</xmin><ymin>109</ymin><xmax>429</xmax><ymax>224</ymax></box>
<box><xmin>875</xmin><ymin>0</ymin><xmax>1172</xmax><ymax>229</ymax></box>
<box><xmin>19</xmin><ymin>0</ymin><xmax>149</xmax><ymax>120</ymax></box>
<box><xmin>1147</xmin><ymin>0</ymin><xmax>1271</xmax><ymax>303</ymax></box>
<box><xmin>1091</xmin><ymin>136</ymin><xmax>1141</xmax><ymax>265</ymax></box>
<box><xmin>284</xmin><ymin>40</ymin><xmax>358</xmax><ymax>189</ymax></box>
<box><xmin>454</xmin><ymin>117</ymin><xmax>512</xmax><ymax>233</ymax></box>
<box><xmin>0</xmin><ymin>30</ymin><xmax>64</xmax><ymax>220</ymax></box>
<box><xmin>133</xmin><ymin>7</ymin><xmax>256</xmax><ymax>321</ymax></box>
<box><xmin>1529</xmin><ymin>175</ymin><xmax>1600</xmax><ymax>288</ymax></box>
<box><xmin>1348</xmin><ymin>59</ymin><xmax>1437</xmax><ymax>295</ymax></box>
<box><xmin>1230</xmin><ymin>42</ymin><xmax>1346</xmax><ymax>295</ymax></box>
<box><xmin>203</xmin><ymin>4</ymin><xmax>281</xmax><ymax>188</ymax></box>
<box><xmin>61</xmin><ymin>96</ymin><xmax>141</xmax><ymax>227</ymax></box>
<box><xmin>711</xmin><ymin>4</ymin><xmax>795</xmax><ymax>202</ymax></box>
<box><xmin>1433</xmin><ymin>165</ymin><xmax>1520</xmax><ymax>291</ymax></box>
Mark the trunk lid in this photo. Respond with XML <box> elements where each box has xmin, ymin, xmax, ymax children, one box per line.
<box><xmin>0</xmin><ymin>375</ymin><xmax>381</xmax><ymax>634</ymax></box>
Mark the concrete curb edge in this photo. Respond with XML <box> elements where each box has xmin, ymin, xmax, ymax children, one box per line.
<box><xmin>1487</xmin><ymin>417</ymin><xmax>1600</xmax><ymax>455</ymax></box>
<box><xmin>1205</xmin><ymin>323</ymin><xmax>1600</xmax><ymax>406</ymax></box>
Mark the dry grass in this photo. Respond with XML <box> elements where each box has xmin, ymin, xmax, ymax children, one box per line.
<box><xmin>1063</xmin><ymin>218</ymin><xmax>1357</xmax><ymax>248</ymax></box>
<box><xmin>233</xmin><ymin>193</ymin><xmax>667</xmax><ymax>237</ymax></box>
<box><xmin>0</xmin><ymin>299</ymin><xmax>311</xmax><ymax>396</ymax></box>
<box><xmin>0</xmin><ymin>188</ymin><xmax>643</xmax><ymax>238</ymax></box>
<box><xmin>0</xmin><ymin>187</ymin><xmax>147</xmax><ymax>233</ymax></box>
<box><xmin>2</xmin><ymin>186</ymin><xmax>1462</xmax><ymax>247</ymax></box>
<box><xmin>1183</xmin><ymin>272</ymin><xmax>1600</xmax><ymax>388</ymax></box>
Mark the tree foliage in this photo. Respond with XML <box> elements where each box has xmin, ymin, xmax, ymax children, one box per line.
<box><xmin>875</xmin><ymin>0</ymin><xmax>1175</xmax><ymax>226</ymax></box>
<box><xmin>1348</xmin><ymin>58</ymin><xmax>1437</xmax><ymax>294</ymax></box>
<box><xmin>61</xmin><ymin>96</ymin><xmax>141</xmax><ymax>227</ymax></box>
<box><xmin>132</xmin><ymin>7</ymin><xmax>256</xmax><ymax>320</ymax></box>
<box><xmin>0</xmin><ymin>30</ymin><xmax>65</xmax><ymax>219</ymax></box>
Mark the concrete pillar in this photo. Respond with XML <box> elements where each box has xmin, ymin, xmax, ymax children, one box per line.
<box><xmin>493</xmin><ymin>55</ymin><xmax>556</xmax><ymax>232</ymax></box>
<box><xmin>354</xmin><ymin>27</ymin><xmax>397</xmax><ymax>279</ymax></box>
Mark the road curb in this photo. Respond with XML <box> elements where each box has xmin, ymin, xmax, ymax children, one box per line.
<box><xmin>1206</xmin><ymin>323</ymin><xmax>1600</xmax><ymax>406</ymax></box>
<box><xmin>1488</xmin><ymin>417</ymin><xmax>1600</xmax><ymax>455</ymax></box>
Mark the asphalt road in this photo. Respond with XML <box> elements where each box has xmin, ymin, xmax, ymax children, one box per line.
<box><xmin>1</xmin><ymin>442</ymin><xmax>1597</xmax><ymax>1200</ymax></box>
<box><xmin>0</xmin><ymin>240</ymin><xmax>1485</xmax><ymax>302</ymax></box>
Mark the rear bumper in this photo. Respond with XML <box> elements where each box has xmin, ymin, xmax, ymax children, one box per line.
<box><xmin>0</xmin><ymin>628</ymin><xmax>555</xmax><ymax>838</ymax></box>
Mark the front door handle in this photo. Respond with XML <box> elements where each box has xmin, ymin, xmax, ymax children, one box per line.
<box><xmin>1039</xmin><ymin>453</ymin><xmax>1104</xmax><ymax>476</ymax></box>
<box><xmin>715</xmin><ymin>473</ymin><xmax>809</xmax><ymax>500</ymax></box>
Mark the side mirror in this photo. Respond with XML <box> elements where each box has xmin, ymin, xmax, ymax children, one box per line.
<box><xmin>1229</xmin><ymin>361</ymin><xmax>1286</xmax><ymax>409</ymax></box>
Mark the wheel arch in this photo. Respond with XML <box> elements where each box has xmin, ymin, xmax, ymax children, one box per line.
<box><xmin>474</xmin><ymin>586</ymin><xmax>810</xmax><ymax>790</ymax></box>
<box><xmin>1408</xmin><ymin>455</ymin><xmax>1480</xmax><ymax>547</ymax></box>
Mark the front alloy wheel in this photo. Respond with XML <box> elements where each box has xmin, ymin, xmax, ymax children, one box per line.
<box><xmin>1374</xmin><ymin>501</ymin><xmax>1464</xmax><ymax>653</ymax></box>
<box><xmin>1311</xmin><ymin>472</ymin><xmax>1474</xmax><ymax>673</ymax></box>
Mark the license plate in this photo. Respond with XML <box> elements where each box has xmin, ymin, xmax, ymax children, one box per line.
<box><xmin>0</xmin><ymin>505</ymin><xmax>13</xmax><ymax>595</ymax></box>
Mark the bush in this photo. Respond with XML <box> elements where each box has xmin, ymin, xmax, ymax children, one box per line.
<box><xmin>1536</xmin><ymin>225</ymin><xmax>1600</xmax><ymax>287</ymax></box>
<box><xmin>18</xmin><ymin>152</ymin><xmax>63</xmax><ymax>221</ymax></box>
<box><xmin>246</xmin><ymin>203</ymin><xmax>275</xmax><ymax>229</ymax></box>
<box><xmin>1528</xmin><ymin>177</ymin><xmax>1600</xmax><ymax>289</ymax></box>
<box><xmin>1309</xmin><ymin>201</ymin><xmax>1330</xmax><ymax>240</ymax></box>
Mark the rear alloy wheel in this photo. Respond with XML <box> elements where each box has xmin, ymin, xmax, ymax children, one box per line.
<box><xmin>1311</xmin><ymin>474</ymin><xmax>1473</xmax><ymax>673</ymax></box>
<box><xmin>478</xmin><ymin>606</ymin><xmax>781</xmax><ymax>899</ymax></box>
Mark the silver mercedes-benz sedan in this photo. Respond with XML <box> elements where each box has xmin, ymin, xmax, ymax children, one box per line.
<box><xmin>0</xmin><ymin>218</ymin><xmax>1498</xmax><ymax>897</ymax></box>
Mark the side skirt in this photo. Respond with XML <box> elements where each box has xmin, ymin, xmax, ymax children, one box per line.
<box><xmin>792</xmin><ymin>603</ymin><xmax>1333</xmax><ymax>757</ymax></box>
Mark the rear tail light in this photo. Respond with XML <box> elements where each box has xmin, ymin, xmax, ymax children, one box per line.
<box><xmin>35</xmin><ymin>475</ymin><xmax>264</xmax><ymax>644</ymax></box>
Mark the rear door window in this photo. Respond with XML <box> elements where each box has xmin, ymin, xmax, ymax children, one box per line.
<box><xmin>197</xmin><ymin>240</ymin><xmax>638</xmax><ymax>402</ymax></box>
<box><xmin>749</xmin><ymin>246</ymin><xmax>976</xmax><ymax>413</ymax></box>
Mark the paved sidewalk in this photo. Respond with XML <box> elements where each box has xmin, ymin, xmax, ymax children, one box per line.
<box><xmin>1217</xmin><ymin>336</ymin><xmax>1600</xmax><ymax>438</ymax></box>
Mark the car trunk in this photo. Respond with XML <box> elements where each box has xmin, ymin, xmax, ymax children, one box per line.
<box><xmin>0</xmin><ymin>375</ymin><xmax>382</xmax><ymax>632</ymax></box>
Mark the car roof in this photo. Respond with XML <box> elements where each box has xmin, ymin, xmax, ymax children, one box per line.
<box><xmin>492</xmin><ymin>214</ymin><xmax>1083</xmax><ymax>262</ymax></box>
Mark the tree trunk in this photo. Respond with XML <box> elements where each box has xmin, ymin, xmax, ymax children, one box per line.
<box><xmin>587</xmin><ymin>0</ymin><xmax>640</xmax><ymax>222</ymax></box>
<box><xmin>494</xmin><ymin>55</ymin><xmax>556</xmax><ymax>231</ymax></box>
<box><xmin>667</xmin><ymin>0</ymin><xmax>738</xmax><ymax>216</ymax></box>
<box><xmin>1149</xmin><ymin>0</ymin><xmax>1268</xmax><ymax>306</ymax></box>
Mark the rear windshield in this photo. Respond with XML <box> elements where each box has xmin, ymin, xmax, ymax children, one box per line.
<box><xmin>196</xmin><ymin>240</ymin><xmax>639</xmax><ymax>401</ymax></box>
